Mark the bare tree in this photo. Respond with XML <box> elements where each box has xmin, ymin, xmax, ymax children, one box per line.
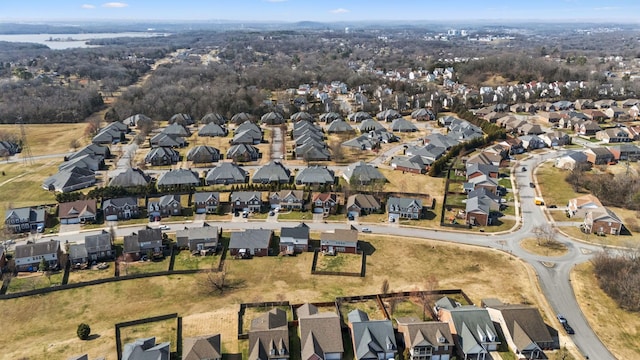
<box><xmin>200</xmin><ymin>266</ymin><xmax>228</xmax><ymax>295</ymax></box>
<box><xmin>381</xmin><ymin>278</ymin><xmax>390</xmax><ymax>295</ymax></box>
<box><xmin>533</xmin><ymin>225</ymin><xmax>558</xmax><ymax>246</ymax></box>
<box><xmin>416</xmin><ymin>275</ymin><xmax>440</xmax><ymax>321</ymax></box>
<box><xmin>387</xmin><ymin>297</ymin><xmax>401</xmax><ymax>316</ymax></box>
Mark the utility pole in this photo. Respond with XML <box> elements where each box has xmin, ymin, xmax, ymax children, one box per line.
<box><xmin>17</xmin><ymin>116</ymin><xmax>33</xmax><ymax>165</ymax></box>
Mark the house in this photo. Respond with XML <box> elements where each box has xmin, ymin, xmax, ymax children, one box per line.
<box><xmin>387</xmin><ymin>197</ymin><xmax>423</xmax><ymax>222</ymax></box>
<box><xmin>297</xmin><ymin>303</ymin><xmax>344</xmax><ymax>360</ymax></box>
<box><xmin>577</xmin><ymin>120</ymin><xmax>601</xmax><ymax>136</ymax></box>
<box><xmin>232</xmin><ymin>129</ymin><xmax>263</xmax><ymax>145</ymax></box>
<box><xmin>123</xmin><ymin>228</ymin><xmax>164</xmax><ymax>261</ymax></box>
<box><xmin>295</xmin><ymin>166</ymin><xmax>335</xmax><ymax>186</ymax></box>
<box><xmin>92</xmin><ymin>126</ymin><xmax>123</xmax><ymax>145</ymax></box>
<box><xmin>183</xmin><ymin>334</ymin><xmax>222</xmax><ymax>360</ymax></box>
<box><xmin>390</xmin><ymin>155</ymin><xmax>430</xmax><ymax>174</ymax></box>
<box><xmin>348</xmin><ymin>310</ymin><xmax>397</xmax><ymax>360</ymax></box>
<box><xmin>358</xmin><ymin>119</ymin><xmax>384</xmax><ymax>132</ymax></box>
<box><xmin>59</xmin><ymin>153</ymin><xmax>103</xmax><ymax>172</ymax></box>
<box><xmin>585</xmin><ymin>147</ymin><xmax>615</xmax><ymax>165</ymax></box>
<box><xmin>595</xmin><ymin>128</ymin><xmax>631</xmax><ymax>143</ymax></box>
<box><xmin>465</xmin><ymin>163</ymin><xmax>498</xmax><ymax>180</ymax></box>
<box><xmin>312</xmin><ymin>193</ymin><xmax>338</xmax><ymax>216</ymax></box>
<box><xmin>555</xmin><ymin>151</ymin><xmax>589</xmax><ymax>171</ymax></box>
<box><xmin>424</xmin><ymin>133</ymin><xmax>458</xmax><ymax>150</ymax></box>
<box><xmin>68</xmin><ymin>243</ymin><xmax>89</xmax><ymax>266</ymax></box>
<box><xmin>59</xmin><ymin>199</ymin><xmax>97</xmax><ymax>224</ymax></box>
<box><xmin>69</xmin><ymin>143</ymin><xmax>110</xmax><ymax>162</ymax></box>
<box><xmin>320</xmin><ymin>228</ymin><xmax>358</xmax><ymax>254</ymax></box>
<box><xmin>199</xmin><ymin>122</ymin><xmax>228</xmax><ymax>137</ymax></box>
<box><xmin>253</xmin><ymin>161</ymin><xmax>291</xmax><ymax>184</ymax></box>
<box><xmin>280</xmin><ymin>223</ymin><xmax>310</xmax><ymax>254</ymax></box>
<box><xmin>346</xmin><ymin>194</ymin><xmax>382</xmax><ymax>218</ymax></box>
<box><xmin>229</xmin><ymin>229</ymin><xmax>273</xmax><ymax>258</ymax></box>
<box><xmin>176</xmin><ymin>225</ymin><xmax>220</xmax><ymax>254</ymax></box>
<box><xmin>567</xmin><ymin>194</ymin><xmax>603</xmax><ymax>218</ymax></box>
<box><xmin>343</xmin><ymin>161</ymin><xmax>387</xmax><ymax>185</ymax></box>
<box><xmin>296</xmin><ymin>141</ymin><xmax>331</xmax><ymax>161</ymax></box>
<box><xmin>465</xmin><ymin>152</ymin><xmax>502</xmax><ymax>167</ymax></box>
<box><xmin>103</xmin><ymin>197</ymin><xmax>139</xmax><ymax>221</ymax></box>
<box><xmin>42</xmin><ymin>167</ymin><xmax>96</xmax><ymax>193</ymax></box>
<box><xmin>169</xmin><ymin>113</ymin><xmax>195</xmax><ymax>126</ymax></box>
<box><xmin>467</xmin><ymin>188</ymin><xmax>501</xmax><ymax>212</ymax></box>
<box><xmin>539</xmin><ymin>131</ymin><xmax>571</xmax><ymax>148</ymax></box>
<box><xmin>391</xmin><ymin>118</ymin><xmax>418</xmax><ymax>132</ymax></box>
<box><xmin>327</xmin><ymin>119</ymin><xmax>355</xmax><ymax>133</ymax></box>
<box><xmin>193</xmin><ymin>192</ymin><xmax>220</xmax><ymax>214</ymax></box>
<box><xmin>436</xmin><ymin>298</ymin><xmax>500</xmax><ymax>360</ymax></box>
<box><xmin>148</xmin><ymin>195</ymin><xmax>182</xmax><ymax>220</ymax></box>
<box><xmin>518</xmin><ymin>135</ymin><xmax>547</xmax><ymax>151</ymax></box>
<box><xmin>226</xmin><ymin>144</ymin><xmax>261</xmax><ymax>162</ymax></box>
<box><xmin>498</xmin><ymin>138</ymin><xmax>525</xmax><ymax>155</ymax></box>
<box><xmin>584</xmin><ymin>207</ymin><xmax>624</xmax><ymax>235</ymax></box>
<box><xmin>484</xmin><ymin>299</ymin><xmax>555</xmax><ymax>359</ymax></box>
<box><xmin>230</xmin><ymin>191</ymin><xmax>263</xmax><ymax>213</ymax></box>
<box><xmin>163</xmin><ymin>122</ymin><xmax>191</xmax><ymax>137</ymax></box>
<box><xmin>150</xmin><ymin>133</ymin><xmax>187</xmax><ymax>148</ymax></box>
<box><xmin>157</xmin><ymin>169</ymin><xmax>200</xmax><ymax>188</ymax></box>
<box><xmin>4</xmin><ymin>206</ymin><xmax>46</xmax><ymax>233</ymax></box>
<box><xmin>84</xmin><ymin>232</ymin><xmax>114</xmax><ymax>261</ymax></box>
<box><xmin>123</xmin><ymin>113</ymin><xmax>152</xmax><ymax>127</ymax></box>
<box><xmin>109</xmin><ymin>168</ymin><xmax>151</xmax><ymax>187</ymax></box>
<box><xmin>122</xmin><ymin>337</ymin><xmax>170</xmax><ymax>360</ymax></box>
<box><xmin>186</xmin><ymin>145</ymin><xmax>222</xmax><ymax>163</ymax></box>
<box><xmin>248</xmin><ymin>308</ymin><xmax>289</xmax><ymax>360</ymax></box>
<box><xmin>463</xmin><ymin>175</ymin><xmax>499</xmax><ymax>195</ymax></box>
<box><xmin>609</xmin><ymin>144</ymin><xmax>640</xmax><ymax>161</ymax></box>
<box><xmin>206</xmin><ymin>162</ymin><xmax>249</xmax><ymax>185</ymax></box>
<box><xmin>396</xmin><ymin>317</ymin><xmax>454</xmax><ymax>360</ymax></box>
<box><xmin>270</xmin><ymin>190</ymin><xmax>305</xmax><ymax>210</ymax></box>
<box><xmin>14</xmin><ymin>240</ymin><xmax>62</xmax><ymax>272</ymax></box>
<box><xmin>145</xmin><ymin>147</ymin><xmax>180</xmax><ymax>166</ymax></box>
<box><xmin>465</xmin><ymin>195</ymin><xmax>491</xmax><ymax>227</ymax></box>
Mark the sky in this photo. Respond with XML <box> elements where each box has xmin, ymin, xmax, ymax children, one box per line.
<box><xmin>1</xmin><ymin>0</ymin><xmax>639</xmax><ymax>23</ymax></box>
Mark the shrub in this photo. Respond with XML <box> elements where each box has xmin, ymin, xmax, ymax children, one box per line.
<box><xmin>77</xmin><ymin>323</ymin><xmax>91</xmax><ymax>340</ymax></box>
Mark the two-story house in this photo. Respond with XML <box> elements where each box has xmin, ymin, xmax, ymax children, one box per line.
<box><xmin>193</xmin><ymin>192</ymin><xmax>220</xmax><ymax>214</ymax></box>
<box><xmin>148</xmin><ymin>195</ymin><xmax>181</xmax><ymax>221</ymax></box>
<box><xmin>387</xmin><ymin>197</ymin><xmax>423</xmax><ymax>222</ymax></box>
<box><xmin>14</xmin><ymin>240</ymin><xmax>62</xmax><ymax>272</ymax></box>
<box><xmin>248</xmin><ymin>308</ymin><xmax>289</xmax><ymax>360</ymax></box>
<box><xmin>123</xmin><ymin>228</ymin><xmax>164</xmax><ymax>261</ymax></box>
<box><xmin>270</xmin><ymin>190</ymin><xmax>305</xmax><ymax>211</ymax></box>
<box><xmin>312</xmin><ymin>193</ymin><xmax>338</xmax><ymax>216</ymax></box>
<box><xmin>4</xmin><ymin>206</ymin><xmax>46</xmax><ymax>233</ymax></box>
<box><xmin>103</xmin><ymin>197</ymin><xmax>139</xmax><ymax>221</ymax></box>
<box><xmin>230</xmin><ymin>191</ymin><xmax>263</xmax><ymax>213</ymax></box>
<box><xmin>396</xmin><ymin>317</ymin><xmax>454</xmax><ymax>360</ymax></box>
<box><xmin>279</xmin><ymin>223</ymin><xmax>310</xmax><ymax>254</ymax></box>
<box><xmin>348</xmin><ymin>310</ymin><xmax>397</xmax><ymax>360</ymax></box>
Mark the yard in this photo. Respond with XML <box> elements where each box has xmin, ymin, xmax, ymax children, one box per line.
<box><xmin>0</xmin><ymin>123</ymin><xmax>88</xmax><ymax>157</ymax></box>
<box><xmin>6</xmin><ymin>271</ymin><xmax>64</xmax><ymax>293</ymax></box>
<box><xmin>314</xmin><ymin>252</ymin><xmax>362</xmax><ymax>274</ymax></box>
<box><xmin>240</xmin><ymin>306</ymin><xmax>291</xmax><ymax>334</ymax></box>
<box><xmin>118</xmin><ymin>317</ymin><xmax>179</xmax><ymax>356</ymax></box>
<box><xmin>172</xmin><ymin>251</ymin><xmax>220</xmax><ymax>271</ymax></box>
<box><xmin>0</xmin><ymin>235</ymin><xmax>545</xmax><ymax>359</ymax></box>
<box><xmin>535</xmin><ymin>163</ymin><xmax>581</xmax><ymax>207</ymax></box>
<box><xmin>67</xmin><ymin>266</ymin><xmax>115</xmax><ymax>284</ymax></box>
<box><xmin>118</xmin><ymin>258</ymin><xmax>169</xmax><ymax>275</ymax></box>
<box><xmin>0</xmin><ymin>161</ymin><xmax>58</xmax><ymax>224</ymax></box>
<box><xmin>339</xmin><ymin>299</ymin><xmax>387</xmax><ymax>321</ymax></box>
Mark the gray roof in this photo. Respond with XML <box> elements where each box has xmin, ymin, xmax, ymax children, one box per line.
<box><xmin>109</xmin><ymin>168</ymin><xmax>151</xmax><ymax>187</ymax></box>
<box><xmin>465</xmin><ymin>194</ymin><xmax>491</xmax><ymax>215</ymax></box>
<box><xmin>387</xmin><ymin>197</ymin><xmax>423</xmax><ymax>213</ymax></box>
<box><xmin>123</xmin><ymin>229</ymin><xmax>163</xmax><ymax>253</ymax></box>
<box><xmin>346</xmin><ymin>194</ymin><xmax>381</xmax><ymax>210</ymax></box>
<box><xmin>359</xmin><ymin>119</ymin><xmax>385</xmax><ymax>132</ymax></box>
<box><xmin>448</xmin><ymin>307</ymin><xmax>498</xmax><ymax>355</ymax></box>
<box><xmin>236</xmin><ymin>121</ymin><xmax>261</xmax><ymax>134</ymax></box>
<box><xmin>159</xmin><ymin>194</ymin><xmax>181</xmax><ymax>206</ymax></box>
<box><xmin>103</xmin><ymin>197</ymin><xmax>138</xmax><ymax>209</ymax></box>
<box><xmin>150</xmin><ymin>133</ymin><xmax>187</xmax><ymax>147</ymax></box>
<box><xmin>295</xmin><ymin>166</ymin><xmax>335</xmax><ymax>185</ymax></box>
<box><xmin>405</xmin><ymin>144</ymin><xmax>446</xmax><ymax>161</ymax></box>
<box><xmin>68</xmin><ymin>243</ymin><xmax>88</xmax><ymax>261</ymax></box>
<box><xmin>84</xmin><ymin>232</ymin><xmax>112</xmax><ymax>253</ymax></box>
<box><xmin>280</xmin><ymin>223</ymin><xmax>309</xmax><ymax>241</ymax></box>
<box><xmin>253</xmin><ymin>161</ymin><xmax>291</xmax><ymax>184</ymax></box>
<box><xmin>327</xmin><ymin>119</ymin><xmax>355</xmax><ymax>133</ymax></box>
<box><xmin>377</xmin><ymin>109</ymin><xmax>402</xmax><ymax>121</ymax></box>
<box><xmin>193</xmin><ymin>192</ymin><xmax>219</xmax><ymax>204</ymax></box>
<box><xmin>390</xmin><ymin>155</ymin><xmax>428</xmax><ymax>171</ymax></box>
<box><xmin>198</xmin><ymin>123</ymin><xmax>227</xmax><ymax>137</ymax></box>
<box><xmin>320</xmin><ymin>112</ymin><xmax>343</xmax><ymax>122</ymax></box>
<box><xmin>5</xmin><ymin>206</ymin><xmax>45</xmax><ymax>223</ymax></box>
<box><xmin>169</xmin><ymin>113</ymin><xmax>194</xmax><ymax>125</ymax></box>
<box><xmin>122</xmin><ymin>337</ymin><xmax>170</xmax><ymax>360</ymax></box>
<box><xmin>230</xmin><ymin>191</ymin><xmax>262</xmax><ymax>203</ymax></box>
<box><xmin>15</xmin><ymin>240</ymin><xmax>60</xmax><ymax>259</ymax></box>
<box><xmin>226</xmin><ymin>144</ymin><xmax>260</xmax><ymax>161</ymax></box>
<box><xmin>260</xmin><ymin>111</ymin><xmax>285</xmax><ymax>124</ymax></box>
<box><xmin>144</xmin><ymin>147</ymin><xmax>179</xmax><ymax>164</ymax></box>
<box><xmin>230</xmin><ymin>113</ymin><xmax>254</xmax><ymax>124</ymax></box>
<box><xmin>200</xmin><ymin>112</ymin><xmax>227</xmax><ymax>125</ymax></box>
<box><xmin>69</xmin><ymin>143</ymin><xmax>110</xmax><ymax>160</ymax></box>
<box><xmin>342</xmin><ymin>135</ymin><xmax>379</xmax><ymax>150</ymax></box>
<box><xmin>291</xmin><ymin>111</ymin><xmax>314</xmax><ymax>122</ymax></box>
<box><xmin>297</xmin><ymin>303</ymin><xmax>344</xmax><ymax>359</ymax></box>
<box><xmin>162</xmin><ymin>122</ymin><xmax>191</xmax><ymax>137</ymax></box>
<box><xmin>396</xmin><ymin>318</ymin><xmax>453</xmax><ymax>350</ymax></box>
<box><xmin>343</xmin><ymin>161</ymin><xmax>387</xmax><ymax>184</ymax></box>
<box><xmin>123</xmin><ymin>113</ymin><xmax>152</xmax><ymax>127</ymax></box>
<box><xmin>348</xmin><ymin>111</ymin><xmax>373</xmax><ymax>122</ymax></box>
<box><xmin>59</xmin><ymin>154</ymin><xmax>101</xmax><ymax>172</ymax></box>
<box><xmin>229</xmin><ymin>229</ymin><xmax>273</xmax><ymax>250</ymax></box>
<box><xmin>348</xmin><ymin>310</ymin><xmax>397</xmax><ymax>359</ymax></box>
<box><xmin>248</xmin><ymin>308</ymin><xmax>289</xmax><ymax>360</ymax></box>
<box><xmin>391</xmin><ymin>118</ymin><xmax>418</xmax><ymax>132</ymax></box>
<box><xmin>206</xmin><ymin>163</ymin><xmax>248</xmax><ymax>184</ymax></box>
<box><xmin>487</xmin><ymin>304</ymin><xmax>553</xmax><ymax>349</ymax></box>
<box><xmin>424</xmin><ymin>133</ymin><xmax>459</xmax><ymax>150</ymax></box>
<box><xmin>232</xmin><ymin>129</ymin><xmax>261</xmax><ymax>144</ymax></box>
<box><xmin>183</xmin><ymin>334</ymin><xmax>222</xmax><ymax>360</ymax></box>
<box><xmin>186</xmin><ymin>145</ymin><xmax>220</xmax><ymax>163</ymax></box>
<box><xmin>157</xmin><ymin>169</ymin><xmax>200</xmax><ymax>187</ymax></box>
<box><xmin>296</xmin><ymin>142</ymin><xmax>331</xmax><ymax>161</ymax></box>
<box><xmin>43</xmin><ymin>167</ymin><xmax>95</xmax><ymax>192</ymax></box>
<box><xmin>466</xmin><ymin>162</ymin><xmax>499</xmax><ymax>177</ymax></box>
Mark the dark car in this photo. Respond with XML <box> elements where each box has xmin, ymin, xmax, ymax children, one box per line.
<box><xmin>529</xmin><ymin>182</ymin><xmax>535</xmax><ymax>188</ymax></box>
<box><xmin>522</xmin><ymin>166</ymin><xmax>527</xmax><ymax>172</ymax></box>
<box><xmin>562</xmin><ymin>322</ymin><xmax>575</xmax><ymax>334</ymax></box>
<box><xmin>548</xmin><ymin>204</ymin><xmax>558</xmax><ymax>208</ymax></box>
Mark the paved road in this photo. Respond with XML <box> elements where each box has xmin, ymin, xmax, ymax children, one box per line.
<box><xmin>14</xmin><ymin>148</ymin><xmax>616</xmax><ymax>360</ymax></box>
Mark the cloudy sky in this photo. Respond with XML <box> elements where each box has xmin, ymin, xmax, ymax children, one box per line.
<box><xmin>1</xmin><ymin>0</ymin><xmax>638</xmax><ymax>22</ymax></box>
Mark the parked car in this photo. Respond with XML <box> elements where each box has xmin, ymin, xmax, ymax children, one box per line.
<box><xmin>557</xmin><ymin>314</ymin><xmax>567</xmax><ymax>323</ymax></box>
<box><xmin>361</xmin><ymin>227</ymin><xmax>372</xmax><ymax>233</ymax></box>
<box><xmin>562</xmin><ymin>322</ymin><xmax>575</xmax><ymax>334</ymax></box>
<box><xmin>158</xmin><ymin>225</ymin><xmax>170</xmax><ymax>230</ymax></box>
<box><xmin>522</xmin><ymin>166</ymin><xmax>527</xmax><ymax>172</ymax></box>
<box><xmin>548</xmin><ymin>204</ymin><xmax>558</xmax><ymax>208</ymax></box>
<box><xmin>529</xmin><ymin>182</ymin><xmax>535</xmax><ymax>188</ymax></box>
<box><xmin>269</xmin><ymin>211</ymin><xmax>275</xmax><ymax>216</ymax></box>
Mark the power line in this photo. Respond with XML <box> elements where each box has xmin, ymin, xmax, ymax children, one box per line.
<box><xmin>17</xmin><ymin>116</ymin><xmax>33</xmax><ymax>165</ymax></box>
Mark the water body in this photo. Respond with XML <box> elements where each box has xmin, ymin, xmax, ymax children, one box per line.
<box><xmin>0</xmin><ymin>32</ymin><xmax>169</xmax><ymax>49</ymax></box>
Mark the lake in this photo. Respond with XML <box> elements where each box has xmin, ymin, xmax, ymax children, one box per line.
<box><xmin>0</xmin><ymin>32</ymin><xmax>170</xmax><ymax>49</ymax></box>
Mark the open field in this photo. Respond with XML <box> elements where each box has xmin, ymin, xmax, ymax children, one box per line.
<box><xmin>535</xmin><ymin>162</ymin><xmax>581</xmax><ymax>207</ymax></box>
<box><xmin>0</xmin><ymin>123</ymin><xmax>88</xmax><ymax>157</ymax></box>
<box><xmin>572</xmin><ymin>262</ymin><xmax>640</xmax><ymax>360</ymax></box>
<box><xmin>0</xmin><ymin>235</ymin><xmax>540</xmax><ymax>359</ymax></box>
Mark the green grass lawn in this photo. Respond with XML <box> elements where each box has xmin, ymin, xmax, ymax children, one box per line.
<box><xmin>535</xmin><ymin>163</ymin><xmax>581</xmax><ymax>206</ymax></box>
<box><xmin>7</xmin><ymin>272</ymin><xmax>64</xmax><ymax>293</ymax></box>
<box><xmin>173</xmin><ymin>251</ymin><xmax>219</xmax><ymax>271</ymax></box>
<box><xmin>499</xmin><ymin>178</ymin><xmax>512</xmax><ymax>189</ymax></box>
<box><xmin>276</xmin><ymin>211</ymin><xmax>313</xmax><ymax>221</ymax></box>
<box><xmin>315</xmin><ymin>253</ymin><xmax>362</xmax><ymax>273</ymax></box>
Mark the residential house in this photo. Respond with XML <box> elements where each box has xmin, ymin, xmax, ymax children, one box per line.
<box><xmin>145</xmin><ymin>147</ymin><xmax>180</xmax><ymax>166</ymax></box>
<box><xmin>176</xmin><ymin>225</ymin><xmax>220</xmax><ymax>254</ymax></box>
<box><xmin>230</xmin><ymin>191</ymin><xmax>263</xmax><ymax>213</ymax></box>
<box><xmin>183</xmin><ymin>334</ymin><xmax>222</xmax><ymax>360</ymax></box>
<box><xmin>69</xmin><ymin>143</ymin><xmax>110</xmax><ymax>162</ymax></box>
<box><xmin>109</xmin><ymin>168</ymin><xmax>151</xmax><ymax>187</ymax></box>
<box><xmin>584</xmin><ymin>207</ymin><xmax>624</xmax><ymax>235</ymax></box>
<box><xmin>270</xmin><ymin>190</ymin><xmax>305</xmax><ymax>210</ymax></box>
<box><xmin>465</xmin><ymin>163</ymin><xmax>498</xmax><ymax>180</ymax></box>
<box><xmin>465</xmin><ymin>152</ymin><xmax>502</xmax><ymax>167</ymax></box>
<box><xmin>92</xmin><ymin>125</ymin><xmax>124</xmax><ymax>145</ymax></box>
<box><xmin>206</xmin><ymin>162</ymin><xmax>249</xmax><ymax>185</ymax></box>
<box><xmin>396</xmin><ymin>317</ymin><xmax>454</xmax><ymax>360</ymax></box>
<box><xmin>122</xmin><ymin>337</ymin><xmax>170</xmax><ymax>360</ymax></box>
<box><xmin>358</xmin><ymin>118</ymin><xmax>384</xmax><ymax>132</ymax></box>
<box><xmin>295</xmin><ymin>166</ymin><xmax>335</xmax><ymax>187</ymax></box>
<box><xmin>68</xmin><ymin>243</ymin><xmax>89</xmax><ymax>266</ymax></box>
<box><xmin>327</xmin><ymin>119</ymin><xmax>355</xmax><ymax>133</ymax></box>
<box><xmin>387</xmin><ymin>197</ymin><xmax>423</xmax><ymax>222</ymax></box>
<box><xmin>577</xmin><ymin>120</ymin><xmax>601</xmax><ymax>136</ymax></box>
<box><xmin>390</xmin><ymin>154</ymin><xmax>430</xmax><ymax>174</ymax></box>
<box><xmin>157</xmin><ymin>169</ymin><xmax>200</xmax><ymax>188</ymax></box>
<box><xmin>280</xmin><ymin>223</ymin><xmax>310</xmax><ymax>254</ymax></box>
<box><xmin>465</xmin><ymin>196</ymin><xmax>491</xmax><ymax>227</ymax></box>
<box><xmin>42</xmin><ymin>167</ymin><xmax>96</xmax><ymax>193</ymax></box>
<box><xmin>84</xmin><ymin>232</ymin><xmax>114</xmax><ymax>261</ymax></box>
<box><xmin>555</xmin><ymin>152</ymin><xmax>589</xmax><ymax>171</ymax></box>
<box><xmin>169</xmin><ymin>113</ymin><xmax>195</xmax><ymax>126</ymax></box>
<box><xmin>253</xmin><ymin>161</ymin><xmax>291</xmax><ymax>184</ymax></box>
<box><xmin>463</xmin><ymin>175</ymin><xmax>499</xmax><ymax>195</ymax></box>
<box><xmin>163</xmin><ymin>122</ymin><xmax>191</xmax><ymax>136</ymax></box>
<box><xmin>567</xmin><ymin>194</ymin><xmax>603</xmax><ymax>218</ymax></box>
<box><xmin>148</xmin><ymin>195</ymin><xmax>182</xmax><ymax>220</ymax></box>
<box><xmin>518</xmin><ymin>135</ymin><xmax>546</xmax><ymax>151</ymax></box>
<box><xmin>348</xmin><ymin>310</ymin><xmax>397</xmax><ymax>360</ymax></box>
<box><xmin>342</xmin><ymin>135</ymin><xmax>380</xmax><ymax>151</ymax></box>
<box><xmin>186</xmin><ymin>145</ymin><xmax>222</xmax><ymax>163</ymax></box>
<box><xmin>297</xmin><ymin>303</ymin><xmax>344</xmax><ymax>360</ymax></box>
<box><xmin>59</xmin><ymin>199</ymin><xmax>97</xmax><ymax>224</ymax></box>
<box><xmin>150</xmin><ymin>133</ymin><xmax>187</xmax><ymax>148</ymax></box>
<box><xmin>436</xmin><ymin>298</ymin><xmax>500</xmax><ymax>360</ymax></box>
<box><xmin>343</xmin><ymin>161</ymin><xmax>387</xmax><ymax>185</ymax></box>
<box><xmin>498</xmin><ymin>138</ymin><xmax>524</xmax><ymax>155</ymax></box>
<box><xmin>312</xmin><ymin>193</ymin><xmax>338</xmax><ymax>216</ymax></box>
<box><xmin>248</xmin><ymin>308</ymin><xmax>289</xmax><ymax>360</ymax></box>
<box><xmin>226</xmin><ymin>144</ymin><xmax>261</xmax><ymax>162</ymax></box>
<box><xmin>232</xmin><ymin>129</ymin><xmax>263</xmax><ymax>145</ymax></box>
<box><xmin>518</xmin><ymin>123</ymin><xmax>544</xmax><ymax>135</ymax></box>
<box><xmin>484</xmin><ymin>299</ymin><xmax>555</xmax><ymax>359</ymax></box>
<box><xmin>199</xmin><ymin>122</ymin><xmax>228</xmax><ymax>137</ymax></box>
<box><xmin>391</xmin><ymin>118</ymin><xmax>418</xmax><ymax>132</ymax></box>
<box><xmin>320</xmin><ymin>228</ymin><xmax>358</xmax><ymax>254</ymax></box>
<box><xmin>123</xmin><ymin>228</ymin><xmax>164</xmax><ymax>261</ymax></box>
<box><xmin>103</xmin><ymin>197</ymin><xmax>139</xmax><ymax>221</ymax></box>
<box><xmin>539</xmin><ymin>131</ymin><xmax>571</xmax><ymax>148</ymax></box>
<box><xmin>346</xmin><ymin>194</ymin><xmax>382</xmax><ymax>218</ymax></box>
<box><xmin>14</xmin><ymin>240</ymin><xmax>62</xmax><ymax>272</ymax></box>
<box><xmin>595</xmin><ymin>128</ymin><xmax>631</xmax><ymax>143</ymax></box>
<box><xmin>609</xmin><ymin>144</ymin><xmax>640</xmax><ymax>161</ymax></box>
<box><xmin>296</xmin><ymin>141</ymin><xmax>331</xmax><ymax>161</ymax></box>
<box><xmin>467</xmin><ymin>188</ymin><xmax>501</xmax><ymax>212</ymax></box>
<box><xmin>424</xmin><ymin>133</ymin><xmax>458</xmax><ymax>150</ymax></box>
<box><xmin>4</xmin><ymin>206</ymin><xmax>46</xmax><ymax>233</ymax></box>
<box><xmin>59</xmin><ymin>153</ymin><xmax>103</xmax><ymax>172</ymax></box>
<box><xmin>229</xmin><ymin>229</ymin><xmax>273</xmax><ymax>258</ymax></box>
<box><xmin>585</xmin><ymin>147</ymin><xmax>615</xmax><ymax>165</ymax></box>
<box><xmin>193</xmin><ymin>192</ymin><xmax>220</xmax><ymax>214</ymax></box>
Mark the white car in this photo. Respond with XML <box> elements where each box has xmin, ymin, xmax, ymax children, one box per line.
<box><xmin>361</xmin><ymin>227</ymin><xmax>372</xmax><ymax>233</ymax></box>
<box><xmin>158</xmin><ymin>225</ymin><xmax>170</xmax><ymax>230</ymax></box>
